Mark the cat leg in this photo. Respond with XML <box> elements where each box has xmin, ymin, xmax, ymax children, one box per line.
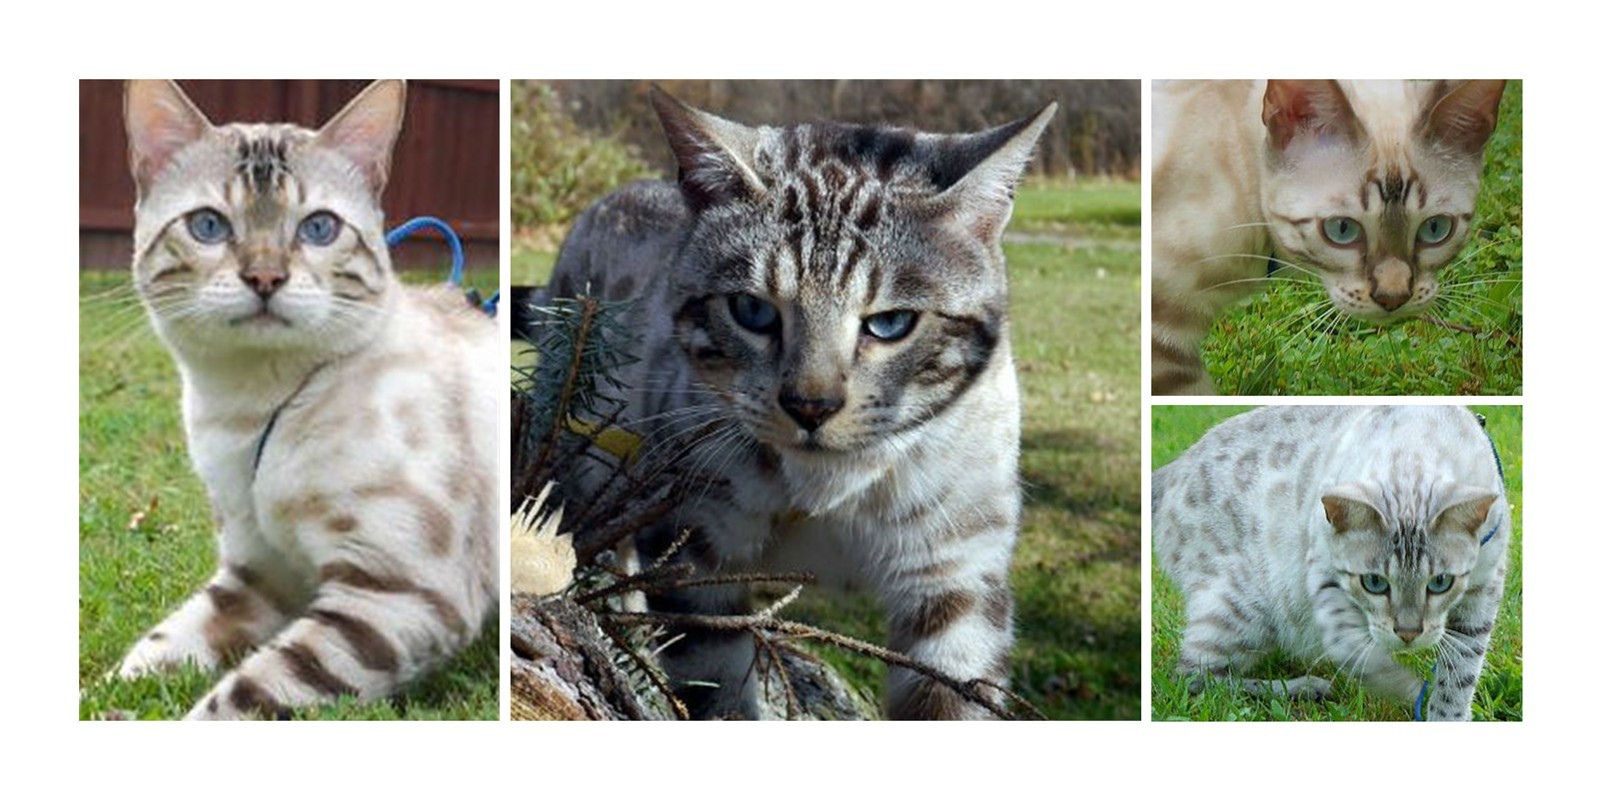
<box><xmin>1426</xmin><ymin>560</ymin><xmax>1507</xmax><ymax>721</ymax></box>
<box><xmin>650</xmin><ymin>582</ymin><xmax>760</xmax><ymax>720</ymax></box>
<box><xmin>1151</xmin><ymin>340</ymin><xmax>1214</xmax><ymax>396</ymax></box>
<box><xmin>1313</xmin><ymin>580</ymin><xmax>1423</xmax><ymax>708</ymax></box>
<box><xmin>1176</xmin><ymin>577</ymin><xmax>1268</xmax><ymax>694</ymax></box>
<box><xmin>1150</xmin><ymin>303</ymin><xmax>1215</xmax><ymax>396</ymax></box>
<box><xmin>880</xmin><ymin>559</ymin><xmax>1015</xmax><ymax>720</ymax></box>
<box><xmin>116</xmin><ymin>563</ymin><xmax>294</xmax><ymax>678</ymax></box>
<box><xmin>184</xmin><ymin>559</ymin><xmax>483</xmax><ymax>719</ymax></box>
<box><xmin>637</xmin><ymin>523</ymin><xmax>761</xmax><ymax>720</ymax></box>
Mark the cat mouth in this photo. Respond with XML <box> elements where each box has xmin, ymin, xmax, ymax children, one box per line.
<box><xmin>229</xmin><ymin>308</ymin><xmax>290</xmax><ymax>327</ymax></box>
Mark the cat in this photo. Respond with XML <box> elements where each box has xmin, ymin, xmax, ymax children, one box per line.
<box><xmin>543</xmin><ymin>89</ymin><xmax>1054</xmax><ymax>719</ymax></box>
<box><xmin>1152</xmin><ymin>406</ymin><xmax>1511</xmax><ymax>720</ymax></box>
<box><xmin>113</xmin><ymin>80</ymin><xmax>498</xmax><ymax>719</ymax></box>
<box><xmin>1150</xmin><ymin>80</ymin><xmax>1507</xmax><ymax>395</ymax></box>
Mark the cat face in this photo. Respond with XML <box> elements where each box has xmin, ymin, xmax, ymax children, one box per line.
<box><xmin>1322</xmin><ymin>482</ymin><xmax>1498</xmax><ymax>651</ymax></box>
<box><xmin>651</xmin><ymin>93</ymin><xmax>1053</xmax><ymax>456</ymax></box>
<box><xmin>125</xmin><ymin>80</ymin><xmax>405</xmax><ymax>357</ymax></box>
<box><xmin>1259</xmin><ymin>80</ymin><xmax>1505</xmax><ymax>323</ymax></box>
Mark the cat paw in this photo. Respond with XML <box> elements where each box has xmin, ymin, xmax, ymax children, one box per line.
<box><xmin>1242</xmin><ymin>675</ymin><xmax>1332</xmax><ymax>701</ymax></box>
<box><xmin>184</xmin><ymin>675</ymin><xmax>293</xmax><ymax>720</ymax></box>
<box><xmin>115</xmin><ymin>631</ymin><xmax>217</xmax><ymax>679</ymax></box>
<box><xmin>1279</xmin><ymin>676</ymin><xmax>1333</xmax><ymax>700</ymax></box>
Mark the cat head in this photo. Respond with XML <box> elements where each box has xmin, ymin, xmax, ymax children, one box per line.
<box><xmin>1259</xmin><ymin>79</ymin><xmax>1505</xmax><ymax>323</ymax></box>
<box><xmin>652</xmin><ymin>90</ymin><xmax>1054</xmax><ymax>456</ymax></box>
<box><xmin>124</xmin><ymin>80</ymin><xmax>406</xmax><ymax>358</ymax></box>
<box><xmin>1320</xmin><ymin>481</ymin><xmax>1499</xmax><ymax>651</ymax></box>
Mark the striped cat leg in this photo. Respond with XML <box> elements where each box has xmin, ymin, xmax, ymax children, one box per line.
<box><xmin>1312</xmin><ymin>578</ymin><xmax>1421</xmax><ymax>706</ymax></box>
<box><xmin>1427</xmin><ymin>562</ymin><xmax>1507</xmax><ymax>721</ymax></box>
<box><xmin>184</xmin><ymin>560</ymin><xmax>481</xmax><ymax>719</ymax></box>
<box><xmin>117</xmin><ymin>564</ymin><xmax>293</xmax><ymax>679</ymax></box>
<box><xmin>1176</xmin><ymin>576</ymin><xmax>1269</xmax><ymax>694</ymax></box>
<box><xmin>881</xmin><ymin>560</ymin><xmax>1015</xmax><ymax>720</ymax></box>
<box><xmin>1150</xmin><ymin>303</ymin><xmax>1214</xmax><ymax>396</ymax></box>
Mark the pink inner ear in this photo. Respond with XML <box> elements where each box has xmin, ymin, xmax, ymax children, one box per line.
<box><xmin>1263</xmin><ymin>80</ymin><xmax>1357</xmax><ymax>152</ymax></box>
<box><xmin>127</xmin><ymin>82</ymin><xmax>210</xmax><ymax>188</ymax></box>
<box><xmin>318</xmin><ymin>81</ymin><xmax>405</xmax><ymax>193</ymax></box>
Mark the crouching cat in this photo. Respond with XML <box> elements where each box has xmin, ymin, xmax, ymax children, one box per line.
<box><xmin>546</xmin><ymin>90</ymin><xmax>1054</xmax><ymax>719</ymax></box>
<box><xmin>1151</xmin><ymin>80</ymin><xmax>1507</xmax><ymax>395</ymax></box>
<box><xmin>114</xmin><ymin>80</ymin><xmax>498</xmax><ymax>719</ymax></box>
<box><xmin>1153</xmin><ymin>406</ymin><xmax>1512</xmax><ymax>720</ymax></box>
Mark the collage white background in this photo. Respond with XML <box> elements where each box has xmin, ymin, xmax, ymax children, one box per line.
<box><xmin>18</xmin><ymin>1</ymin><xmax>1592</xmax><ymax>796</ymax></box>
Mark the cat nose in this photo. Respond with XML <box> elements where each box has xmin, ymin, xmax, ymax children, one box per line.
<box><xmin>1370</xmin><ymin>259</ymin><xmax>1412</xmax><ymax>312</ymax></box>
<box><xmin>779</xmin><ymin>392</ymin><xmax>844</xmax><ymax>432</ymax></box>
<box><xmin>240</xmin><ymin>265</ymin><xmax>288</xmax><ymax>298</ymax></box>
<box><xmin>1371</xmin><ymin>287</ymin><xmax>1409</xmax><ymax>312</ymax></box>
<box><xmin>1396</xmin><ymin>626</ymin><xmax>1422</xmax><ymax>644</ymax></box>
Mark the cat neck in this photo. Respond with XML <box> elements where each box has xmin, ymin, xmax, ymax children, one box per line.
<box><xmin>166</xmin><ymin>290</ymin><xmax>396</xmax><ymax>406</ymax></box>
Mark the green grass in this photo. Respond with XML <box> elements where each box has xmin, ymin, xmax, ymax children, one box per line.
<box><xmin>1150</xmin><ymin>405</ymin><xmax>1523</xmax><ymax>721</ymax></box>
<box><xmin>79</xmin><ymin>270</ymin><xmax>499</xmax><ymax>720</ymax></box>
<box><xmin>511</xmin><ymin>244</ymin><xmax>556</xmax><ymax>288</ymax></box>
<box><xmin>1204</xmin><ymin>80</ymin><xmax>1522</xmax><ymax>396</ymax></box>
<box><xmin>516</xmin><ymin>181</ymin><xmax>1142</xmax><ymax>719</ymax></box>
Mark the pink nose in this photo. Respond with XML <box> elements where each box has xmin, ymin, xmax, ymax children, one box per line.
<box><xmin>241</xmin><ymin>267</ymin><xmax>287</xmax><ymax>298</ymax></box>
<box><xmin>1396</xmin><ymin>627</ymin><xmax>1421</xmax><ymax>644</ymax></box>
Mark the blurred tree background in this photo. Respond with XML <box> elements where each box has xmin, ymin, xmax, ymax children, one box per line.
<box><xmin>512</xmin><ymin>79</ymin><xmax>1139</xmax><ymax>237</ymax></box>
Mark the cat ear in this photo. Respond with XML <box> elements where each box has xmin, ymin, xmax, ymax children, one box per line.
<box><xmin>650</xmin><ymin>88</ymin><xmax>766</xmax><ymax>210</ymax></box>
<box><xmin>1321</xmin><ymin>485</ymin><xmax>1385</xmax><ymax>534</ymax></box>
<box><xmin>1262</xmin><ymin>80</ymin><xmax>1365</xmax><ymax>153</ymax></box>
<box><xmin>316</xmin><ymin>80</ymin><xmax>406</xmax><ymax>195</ymax></box>
<box><xmin>1420</xmin><ymin>79</ymin><xmax>1506</xmax><ymax>155</ymax></box>
<box><xmin>931</xmin><ymin>102</ymin><xmax>1056</xmax><ymax>244</ymax></box>
<box><xmin>1430</xmin><ymin>484</ymin><xmax>1500</xmax><ymax>538</ymax></box>
<box><xmin>124</xmin><ymin>80</ymin><xmax>213</xmax><ymax>195</ymax></box>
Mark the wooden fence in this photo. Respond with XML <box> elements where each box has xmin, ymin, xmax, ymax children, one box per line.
<box><xmin>79</xmin><ymin>79</ymin><xmax>499</xmax><ymax>272</ymax></box>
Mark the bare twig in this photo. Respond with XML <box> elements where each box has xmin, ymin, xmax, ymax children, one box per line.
<box><xmin>597</xmin><ymin>617</ymin><xmax>690</xmax><ymax>721</ymax></box>
<box><xmin>604</xmin><ymin>608</ymin><xmax>1041</xmax><ymax>720</ymax></box>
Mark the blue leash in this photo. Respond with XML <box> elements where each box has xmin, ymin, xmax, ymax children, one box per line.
<box><xmin>385</xmin><ymin>216</ymin><xmax>498</xmax><ymax>316</ymax></box>
<box><xmin>1416</xmin><ymin>416</ymin><xmax>1508</xmax><ymax>720</ymax></box>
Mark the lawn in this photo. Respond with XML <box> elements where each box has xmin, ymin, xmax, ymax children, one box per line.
<box><xmin>1202</xmin><ymin>80</ymin><xmax>1522</xmax><ymax>396</ymax></box>
<box><xmin>78</xmin><ymin>267</ymin><xmax>501</xmax><ymax>721</ymax></box>
<box><xmin>1149</xmin><ymin>405</ymin><xmax>1523</xmax><ymax>721</ymax></box>
<box><xmin>513</xmin><ymin>180</ymin><xmax>1143</xmax><ymax>720</ymax></box>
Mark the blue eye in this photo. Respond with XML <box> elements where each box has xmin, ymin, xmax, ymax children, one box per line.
<box><xmin>185</xmin><ymin>209</ymin><xmax>232</xmax><ymax>244</ymax></box>
<box><xmin>1417</xmin><ymin>214</ymin><xmax>1454</xmax><ymax>245</ymax></box>
<box><xmin>297</xmin><ymin>212</ymin><xmax>342</xmax><ymax>246</ymax></box>
<box><xmin>1426</xmin><ymin>574</ymin><xmax>1455</xmax><ymax>594</ymax></box>
<box><xmin>863</xmin><ymin>310</ymin><xmax>919</xmax><ymax>342</ymax></box>
<box><xmin>1360</xmin><ymin>573</ymin><xmax>1389</xmax><ymax>594</ymax></box>
<box><xmin>728</xmin><ymin>293</ymin><xmax>780</xmax><ymax>334</ymax></box>
<box><xmin>1322</xmin><ymin>217</ymin><xmax>1363</xmax><ymax>246</ymax></box>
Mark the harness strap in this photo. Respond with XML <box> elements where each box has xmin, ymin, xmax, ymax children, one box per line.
<box><xmin>252</xmin><ymin>362</ymin><xmax>331</xmax><ymax>477</ymax></box>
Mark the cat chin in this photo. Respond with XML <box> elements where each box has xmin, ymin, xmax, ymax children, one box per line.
<box><xmin>1334</xmin><ymin>301</ymin><xmax>1428</xmax><ymax>325</ymax></box>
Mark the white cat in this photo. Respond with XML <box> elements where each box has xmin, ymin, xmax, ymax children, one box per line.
<box><xmin>115</xmin><ymin>80</ymin><xmax>498</xmax><ymax>719</ymax></box>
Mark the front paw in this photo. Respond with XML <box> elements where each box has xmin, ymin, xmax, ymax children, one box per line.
<box><xmin>184</xmin><ymin>675</ymin><xmax>290</xmax><ymax>721</ymax></box>
<box><xmin>115</xmin><ymin>631</ymin><xmax>218</xmax><ymax>679</ymax></box>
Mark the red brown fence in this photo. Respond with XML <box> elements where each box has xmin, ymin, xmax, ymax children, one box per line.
<box><xmin>79</xmin><ymin>79</ymin><xmax>500</xmax><ymax>272</ymax></box>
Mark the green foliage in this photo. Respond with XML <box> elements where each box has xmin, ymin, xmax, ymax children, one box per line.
<box><xmin>78</xmin><ymin>272</ymin><xmax>498</xmax><ymax>720</ymax></box>
<box><xmin>1149</xmin><ymin>405</ymin><xmax>1523</xmax><ymax>721</ymax></box>
<box><xmin>1205</xmin><ymin>80</ymin><xmax>1522</xmax><ymax>396</ymax></box>
<box><xmin>511</xmin><ymin>83</ymin><xmax>658</xmax><ymax>231</ymax></box>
